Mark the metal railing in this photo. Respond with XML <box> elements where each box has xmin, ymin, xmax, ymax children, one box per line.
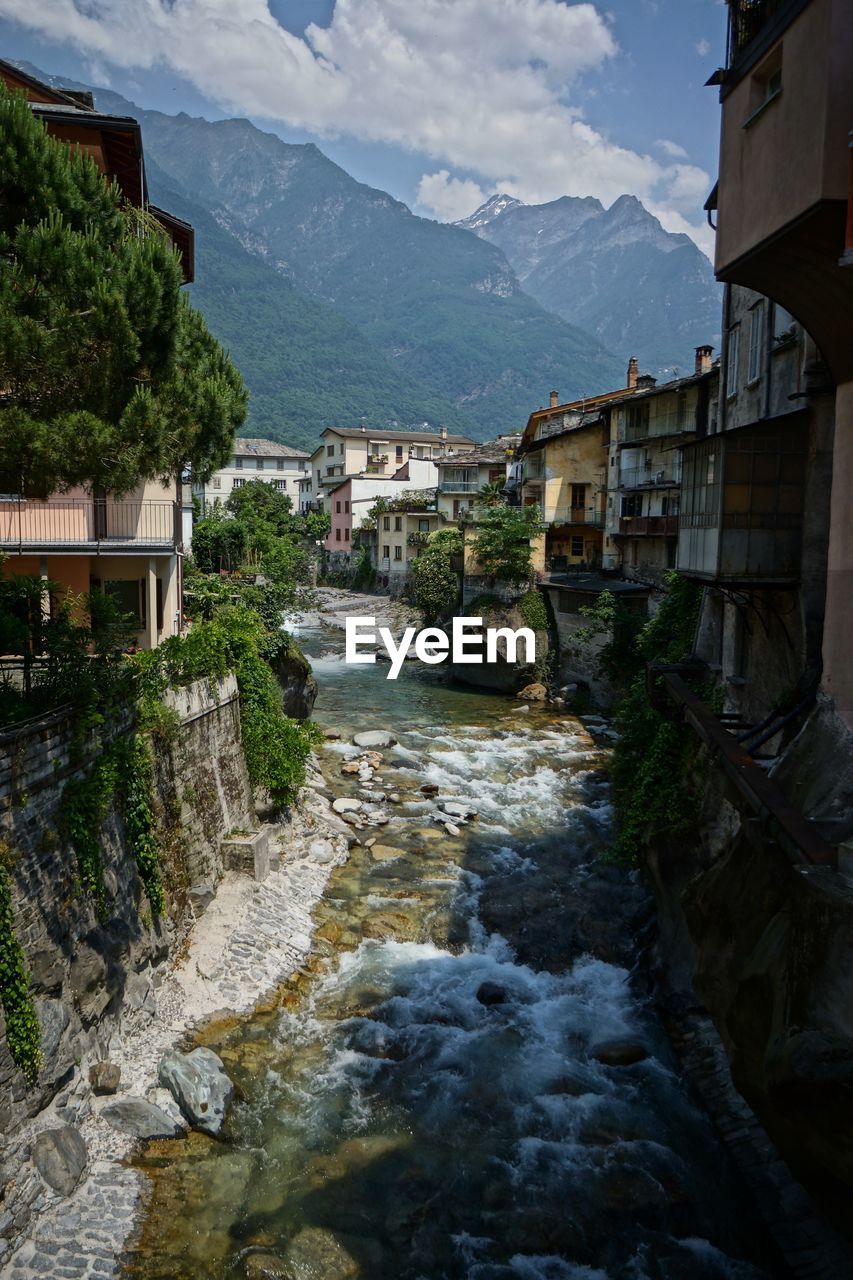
<box><xmin>521</xmin><ymin>456</ymin><xmax>545</xmax><ymax>481</ymax></box>
<box><xmin>620</xmin><ymin>466</ymin><xmax>679</xmax><ymax>489</ymax></box>
<box><xmin>554</xmin><ymin>508</ymin><xmax>605</xmax><ymax>528</ymax></box>
<box><xmin>619</xmin><ymin>515</ymin><xmax>679</xmax><ymax>536</ymax></box>
<box><xmin>0</xmin><ymin>499</ymin><xmax>179</xmax><ymax>549</ymax></box>
<box><xmin>727</xmin><ymin>0</ymin><xmax>785</xmax><ymax>63</ymax></box>
<box><xmin>439</xmin><ymin>480</ymin><xmax>479</xmax><ymax>493</ymax></box>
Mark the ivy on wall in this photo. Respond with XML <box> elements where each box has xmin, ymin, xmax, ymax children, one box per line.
<box><xmin>0</xmin><ymin>848</ymin><xmax>43</xmax><ymax>1082</ymax></box>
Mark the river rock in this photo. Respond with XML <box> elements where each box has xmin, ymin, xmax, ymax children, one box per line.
<box><xmin>341</xmin><ymin>811</ymin><xmax>363</xmax><ymax>827</ymax></box>
<box><xmin>353</xmin><ymin>730</ymin><xmax>397</xmax><ymax>749</ymax></box>
<box><xmin>32</xmin><ymin>1126</ymin><xmax>87</xmax><ymax>1196</ymax></box>
<box><xmin>517</xmin><ymin>682</ymin><xmax>548</xmax><ymax>702</ymax></box>
<box><xmin>359</xmin><ymin>789</ymin><xmax>385</xmax><ymax>803</ymax></box>
<box><xmin>244</xmin><ymin>1252</ymin><xmax>290</xmax><ymax>1278</ymax></box>
<box><xmin>89</xmin><ymin>1060</ymin><xmax>121</xmax><ymax>1095</ymax></box>
<box><xmin>590</xmin><ymin>1039</ymin><xmax>649</xmax><ymax>1067</ymax></box>
<box><xmin>323</xmin><ymin>728</ymin><xmax>342</xmax><ymax>740</ymax></box>
<box><xmin>340</xmin><ymin>761</ymin><xmax>361</xmax><ymax>776</ymax></box>
<box><xmin>388</xmin><ymin>793</ymin><xmax>402</xmax><ymax>804</ymax></box>
<box><xmin>285</xmin><ymin>1227</ymin><xmax>359</xmax><ymax>1280</ymax></box>
<box><xmin>101</xmin><ymin>1097</ymin><xmax>185</xmax><ymax>1139</ymax></box>
<box><xmin>441</xmin><ymin>801</ymin><xmax>477</xmax><ymax>820</ymax></box>
<box><xmin>370</xmin><ymin>844</ymin><xmax>403</xmax><ymax>861</ymax></box>
<box><xmin>309</xmin><ymin>839</ymin><xmax>334</xmax><ymax>864</ymax></box>
<box><xmin>444</xmin><ymin>823</ymin><xmax>462</xmax><ymax>837</ymax></box>
<box><xmin>158</xmin><ymin>1047</ymin><xmax>234</xmax><ymax>1136</ymax></box>
<box><xmin>420</xmin><ymin>783</ymin><xmax>440</xmax><ymax>795</ymax></box>
<box><xmin>476</xmin><ymin>981</ymin><xmax>509</xmax><ymax>1006</ymax></box>
<box><xmin>333</xmin><ymin>797</ymin><xmax>362</xmax><ymax>814</ymax></box>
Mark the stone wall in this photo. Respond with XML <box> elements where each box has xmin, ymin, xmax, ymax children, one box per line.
<box><xmin>0</xmin><ymin>677</ymin><xmax>253</xmax><ymax>1251</ymax></box>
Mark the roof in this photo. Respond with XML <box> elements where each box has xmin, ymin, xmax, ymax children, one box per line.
<box><xmin>0</xmin><ymin>58</ymin><xmax>81</xmax><ymax>107</ymax></box>
<box><xmin>436</xmin><ymin>436</ymin><xmax>521</xmax><ymax>467</ymax></box>
<box><xmin>233</xmin><ymin>438</ymin><xmax>311</xmax><ymax>459</ymax></box>
<box><xmin>321</xmin><ymin>426</ymin><xmax>476</xmax><ymax>446</ymax></box>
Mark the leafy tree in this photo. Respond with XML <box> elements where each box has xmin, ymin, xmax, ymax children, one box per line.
<box><xmin>471</xmin><ymin>505</ymin><xmax>544</xmax><ymax>584</ymax></box>
<box><xmin>0</xmin><ymin>85</ymin><xmax>246</xmax><ymax>497</ymax></box>
<box><xmin>411</xmin><ymin>527</ymin><xmax>463</xmax><ymax>622</ymax></box>
<box><xmin>191</xmin><ymin>511</ymin><xmax>246</xmax><ymax>575</ymax></box>
<box><xmin>477</xmin><ymin>480</ymin><xmax>505</xmax><ymax>508</ymax></box>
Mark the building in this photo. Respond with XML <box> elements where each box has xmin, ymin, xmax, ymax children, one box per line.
<box><xmin>518</xmin><ymin>383</ymin><xmax>639</xmax><ymax>572</ymax></box>
<box><xmin>308</xmin><ymin>426</ymin><xmax>477</xmax><ymax>515</ymax></box>
<box><xmin>193</xmin><ymin>439</ymin><xmax>310</xmax><ymax>514</ymax></box>
<box><xmin>325</xmin><ymin>459</ymin><xmax>440</xmax><ymax>557</ymax></box>
<box><xmin>706</xmin><ymin>0</ymin><xmax>853</xmax><ymax>725</ymax></box>
<box><xmin>0</xmin><ymin>60</ymin><xmax>193</xmax><ymax>649</ymax></box>
<box><xmin>606</xmin><ymin>347</ymin><xmax>718</xmax><ymax>586</ymax></box>
<box><xmin>435</xmin><ymin>436</ymin><xmax>521</xmax><ymax>523</ymax></box>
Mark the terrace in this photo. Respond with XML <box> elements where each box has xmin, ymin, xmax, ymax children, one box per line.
<box><xmin>0</xmin><ymin>498</ymin><xmax>179</xmax><ymax>554</ymax></box>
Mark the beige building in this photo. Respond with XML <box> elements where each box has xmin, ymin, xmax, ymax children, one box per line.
<box><xmin>193</xmin><ymin>439</ymin><xmax>310</xmax><ymax>514</ymax></box>
<box><xmin>435</xmin><ymin>437</ymin><xmax>520</xmax><ymax>523</ymax></box>
<box><xmin>307</xmin><ymin>426</ymin><xmax>476</xmax><ymax>515</ymax></box>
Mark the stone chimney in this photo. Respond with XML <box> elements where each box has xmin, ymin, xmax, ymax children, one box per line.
<box><xmin>439</xmin><ymin>425</ymin><xmax>448</xmax><ymax>440</ymax></box>
<box><xmin>637</xmin><ymin>373</ymin><xmax>657</xmax><ymax>390</ymax></box>
<box><xmin>695</xmin><ymin>344</ymin><xmax>714</xmax><ymax>376</ymax></box>
<box><xmin>627</xmin><ymin>356</ymin><xmax>638</xmax><ymax>390</ymax></box>
<box><xmin>550</xmin><ymin>390</ymin><xmax>559</xmax><ymax>408</ymax></box>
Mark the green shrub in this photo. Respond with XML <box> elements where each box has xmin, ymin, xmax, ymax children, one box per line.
<box><xmin>0</xmin><ymin>853</ymin><xmax>42</xmax><ymax>1082</ymax></box>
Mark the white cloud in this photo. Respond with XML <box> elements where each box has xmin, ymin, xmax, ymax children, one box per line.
<box><xmin>0</xmin><ymin>0</ymin><xmax>714</xmax><ymax>254</ymax></box>
<box><xmin>695</xmin><ymin>37</ymin><xmax>711</xmax><ymax>56</ymax></box>
<box><xmin>656</xmin><ymin>138</ymin><xmax>689</xmax><ymax>161</ymax></box>
<box><xmin>416</xmin><ymin>171</ymin><xmax>490</xmax><ymax>222</ymax></box>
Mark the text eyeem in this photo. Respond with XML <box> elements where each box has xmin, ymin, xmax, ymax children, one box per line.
<box><xmin>344</xmin><ymin>616</ymin><xmax>536</xmax><ymax>680</ymax></box>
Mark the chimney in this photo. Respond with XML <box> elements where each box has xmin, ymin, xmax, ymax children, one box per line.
<box><xmin>549</xmin><ymin>390</ymin><xmax>559</xmax><ymax>409</ymax></box>
<box><xmin>627</xmin><ymin>356</ymin><xmax>638</xmax><ymax>390</ymax></box>
<box><xmin>695</xmin><ymin>344</ymin><xmax>714</xmax><ymax>377</ymax></box>
<box><xmin>637</xmin><ymin>373</ymin><xmax>657</xmax><ymax>390</ymax></box>
<box><xmin>439</xmin><ymin>425</ymin><xmax>447</xmax><ymax>440</ymax></box>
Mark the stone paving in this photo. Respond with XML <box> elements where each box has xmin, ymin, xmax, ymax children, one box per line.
<box><xmin>1</xmin><ymin>766</ymin><xmax>350</xmax><ymax>1280</ymax></box>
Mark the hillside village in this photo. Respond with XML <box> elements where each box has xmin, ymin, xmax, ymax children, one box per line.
<box><xmin>2</xmin><ymin>4</ymin><xmax>853</xmax><ymax>1277</ymax></box>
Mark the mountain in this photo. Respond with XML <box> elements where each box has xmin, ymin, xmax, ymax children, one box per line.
<box><xmin>68</xmin><ymin>82</ymin><xmax>623</xmax><ymax>440</ymax></box>
<box><xmin>457</xmin><ymin>194</ymin><xmax>722</xmax><ymax>379</ymax></box>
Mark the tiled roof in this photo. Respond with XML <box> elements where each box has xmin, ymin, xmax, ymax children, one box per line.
<box><xmin>233</xmin><ymin>438</ymin><xmax>311</xmax><ymax>458</ymax></box>
<box><xmin>436</xmin><ymin>436</ymin><xmax>521</xmax><ymax>467</ymax></box>
<box><xmin>322</xmin><ymin>427</ymin><xmax>476</xmax><ymax>445</ymax></box>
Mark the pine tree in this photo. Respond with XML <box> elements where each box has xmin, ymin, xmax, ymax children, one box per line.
<box><xmin>0</xmin><ymin>85</ymin><xmax>247</xmax><ymax>497</ymax></box>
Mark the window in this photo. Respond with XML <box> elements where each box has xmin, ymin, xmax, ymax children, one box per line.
<box><xmin>235</xmin><ymin>457</ymin><xmax>243</xmax><ymax>470</ymax></box>
<box><xmin>621</xmin><ymin>493</ymin><xmax>641</xmax><ymax>518</ymax></box>
<box><xmin>344</xmin><ymin>528</ymin><xmax>350</xmax><ymax>541</ymax></box>
<box><xmin>747</xmin><ymin>302</ymin><xmax>764</xmax><ymax>383</ymax></box>
<box><xmin>418</xmin><ymin>519</ymin><xmax>429</xmax><ymax>532</ymax></box>
<box><xmin>570</xmin><ymin>483</ymin><xmax>586</xmax><ymax>511</ymax></box>
<box><xmin>344</xmin><ymin>501</ymin><xmax>350</xmax><ymax>514</ymax></box>
<box><xmin>396</xmin><ymin>446</ymin><xmax>403</xmax><ymax>463</ymax></box>
<box><xmin>277</xmin><ymin>459</ymin><xmax>285</xmax><ymax>471</ymax></box>
<box><xmin>327</xmin><ymin>445</ymin><xmax>335</xmax><ymax>457</ymax></box>
<box><xmin>570</xmin><ymin>536</ymin><xmax>584</xmax><ymax>558</ymax></box>
<box><xmin>233</xmin><ymin>477</ymin><xmax>246</xmax><ymax>489</ymax></box>
<box><xmin>383</xmin><ymin>516</ymin><xmax>391</xmax><ymax>531</ymax></box>
<box><xmin>335</xmin><ymin>528</ymin><xmax>341</xmax><ymax>542</ymax></box>
<box><xmin>274</xmin><ymin>480</ymin><xmax>286</xmax><ymax>491</ymax></box>
<box><xmin>624</xmin><ymin>402</ymin><xmax>650</xmax><ymax>439</ymax></box>
<box><xmin>394</xmin><ymin>516</ymin><xmax>402</xmax><ymax>532</ymax></box>
<box><xmin>394</xmin><ymin>545</ymin><xmax>402</xmax><ymax>560</ymax></box>
<box><xmin>488</xmin><ymin>468</ymin><xmax>503</xmax><ymax>484</ymax></box>
<box><xmin>256</xmin><ymin>458</ymin><xmax>264</xmax><ymax>471</ymax></box>
<box><xmin>382</xmin><ymin>544</ymin><xmax>390</xmax><ymax>559</ymax></box>
<box><xmin>316</xmin><ymin>470</ymin><xmax>321</xmax><ymax>484</ymax></box>
<box><xmin>773</xmin><ymin>303</ymin><xmax>796</xmax><ymax>343</ymax></box>
<box><xmin>726</xmin><ymin>325</ymin><xmax>740</xmax><ymax>398</ymax></box>
<box><xmin>212</xmin><ymin>476</ymin><xmax>221</xmax><ymax>489</ymax></box>
<box><xmin>336</xmin><ymin>500</ymin><xmax>341</xmax><ymax>513</ymax></box>
<box><xmin>104</xmin><ymin>579</ymin><xmax>142</xmax><ymax>625</ymax></box>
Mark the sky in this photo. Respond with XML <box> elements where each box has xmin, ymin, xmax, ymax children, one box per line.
<box><xmin>0</xmin><ymin>0</ymin><xmax>729</xmax><ymax>257</ymax></box>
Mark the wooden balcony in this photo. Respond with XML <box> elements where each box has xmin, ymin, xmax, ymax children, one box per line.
<box><xmin>619</xmin><ymin>515</ymin><xmax>679</xmax><ymax>537</ymax></box>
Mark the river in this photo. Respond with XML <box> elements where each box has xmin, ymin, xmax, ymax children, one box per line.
<box><xmin>124</xmin><ymin>610</ymin><xmax>781</xmax><ymax>1280</ymax></box>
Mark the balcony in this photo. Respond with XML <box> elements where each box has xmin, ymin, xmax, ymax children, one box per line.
<box><xmin>521</xmin><ymin>455</ymin><xmax>545</xmax><ymax>482</ymax></box>
<box><xmin>620</xmin><ymin>466</ymin><xmax>679</xmax><ymax>490</ymax></box>
<box><xmin>0</xmin><ymin>499</ymin><xmax>179</xmax><ymax>553</ymax></box>
<box><xmin>439</xmin><ymin>480</ymin><xmax>479</xmax><ymax>494</ymax></box>
<box><xmin>727</xmin><ymin>0</ymin><xmax>787</xmax><ymax>65</ymax></box>
<box><xmin>554</xmin><ymin>509</ymin><xmax>606</xmax><ymax>528</ymax></box>
<box><xmin>619</xmin><ymin>515</ymin><xmax>680</xmax><ymax>537</ymax></box>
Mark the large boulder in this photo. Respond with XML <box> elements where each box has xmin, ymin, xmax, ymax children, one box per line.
<box><xmin>158</xmin><ymin>1047</ymin><xmax>234</xmax><ymax>1137</ymax></box>
<box><xmin>272</xmin><ymin>647</ymin><xmax>317</xmax><ymax>721</ymax></box>
<box><xmin>352</xmin><ymin>730</ymin><xmax>397</xmax><ymax>749</ymax></box>
<box><xmin>32</xmin><ymin>1126</ymin><xmax>87</xmax><ymax>1196</ymax></box>
<box><xmin>101</xmin><ymin>1097</ymin><xmax>184</xmax><ymax>1139</ymax></box>
<box><xmin>89</xmin><ymin>1061</ymin><xmax>121</xmax><ymax>1095</ymax></box>
<box><xmin>448</xmin><ymin>594</ymin><xmax>551</xmax><ymax>693</ymax></box>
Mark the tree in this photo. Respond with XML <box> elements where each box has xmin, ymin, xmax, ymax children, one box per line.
<box><xmin>471</xmin><ymin>505</ymin><xmax>544</xmax><ymax>584</ymax></box>
<box><xmin>411</xmin><ymin>526</ymin><xmax>463</xmax><ymax>622</ymax></box>
<box><xmin>191</xmin><ymin>511</ymin><xmax>247</xmax><ymax>574</ymax></box>
<box><xmin>476</xmin><ymin>480</ymin><xmax>505</xmax><ymax>508</ymax></box>
<box><xmin>0</xmin><ymin>85</ymin><xmax>247</xmax><ymax>497</ymax></box>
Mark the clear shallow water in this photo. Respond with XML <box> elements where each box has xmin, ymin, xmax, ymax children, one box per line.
<box><xmin>126</xmin><ymin>613</ymin><xmax>780</xmax><ymax>1280</ymax></box>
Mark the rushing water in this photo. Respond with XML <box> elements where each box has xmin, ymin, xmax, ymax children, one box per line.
<box><xmin>126</xmin><ymin>611</ymin><xmax>780</xmax><ymax>1280</ymax></box>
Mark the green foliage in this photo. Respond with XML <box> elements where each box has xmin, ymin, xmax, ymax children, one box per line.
<box><xmin>119</xmin><ymin>736</ymin><xmax>163</xmax><ymax>915</ymax></box>
<box><xmin>351</xmin><ymin>545</ymin><xmax>376</xmax><ymax>591</ymax></box>
<box><xmin>411</xmin><ymin>526</ymin><xmax>463</xmax><ymax>623</ymax></box>
<box><xmin>191</xmin><ymin>511</ymin><xmax>247</xmax><ymax>575</ymax></box>
<box><xmin>0</xmin><ymin>852</ymin><xmax>42</xmax><ymax>1082</ymax></box>
<box><xmin>0</xmin><ymin>84</ymin><xmax>246</xmax><ymax>496</ymax></box>
<box><xmin>477</xmin><ymin>481</ymin><xmax>505</xmax><ymax>508</ymax></box>
<box><xmin>573</xmin><ymin>591</ymin><xmax>646</xmax><ymax>685</ymax></box>
<box><xmin>61</xmin><ymin>748</ymin><xmax>123</xmax><ymax>916</ymax></box>
<box><xmin>608</xmin><ymin>573</ymin><xmax>705</xmax><ymax>863</ymax></box>
<box><xmin>471</xmin><ymin>505</ymin><xmax>544</xmax><ymax>584</ymax></box>
<box><xmin>517</xmin><ymin>589</ymin><xmax>549</xmax><ymax>634</ymax></box>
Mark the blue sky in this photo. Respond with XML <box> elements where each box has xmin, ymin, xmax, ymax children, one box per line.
<box><xmin>0</xmin><ymin>0</ymin><xmax>728</xmax><ymax>253</ymax></box>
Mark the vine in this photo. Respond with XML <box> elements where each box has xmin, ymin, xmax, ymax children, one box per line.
<box><xmin>118</xmin><ymin>736</ymin><xmax>164</xmax><ymax>916</ymax></box>
<box><xmin>0</xmin><ymin>847</ymin><xmax>43</xmax><ymax>1082</ymax></box>
<box><xmin>60</xmin><ymin>749</ymin><xmax>123</xmax><ymax>918</ymax></box>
